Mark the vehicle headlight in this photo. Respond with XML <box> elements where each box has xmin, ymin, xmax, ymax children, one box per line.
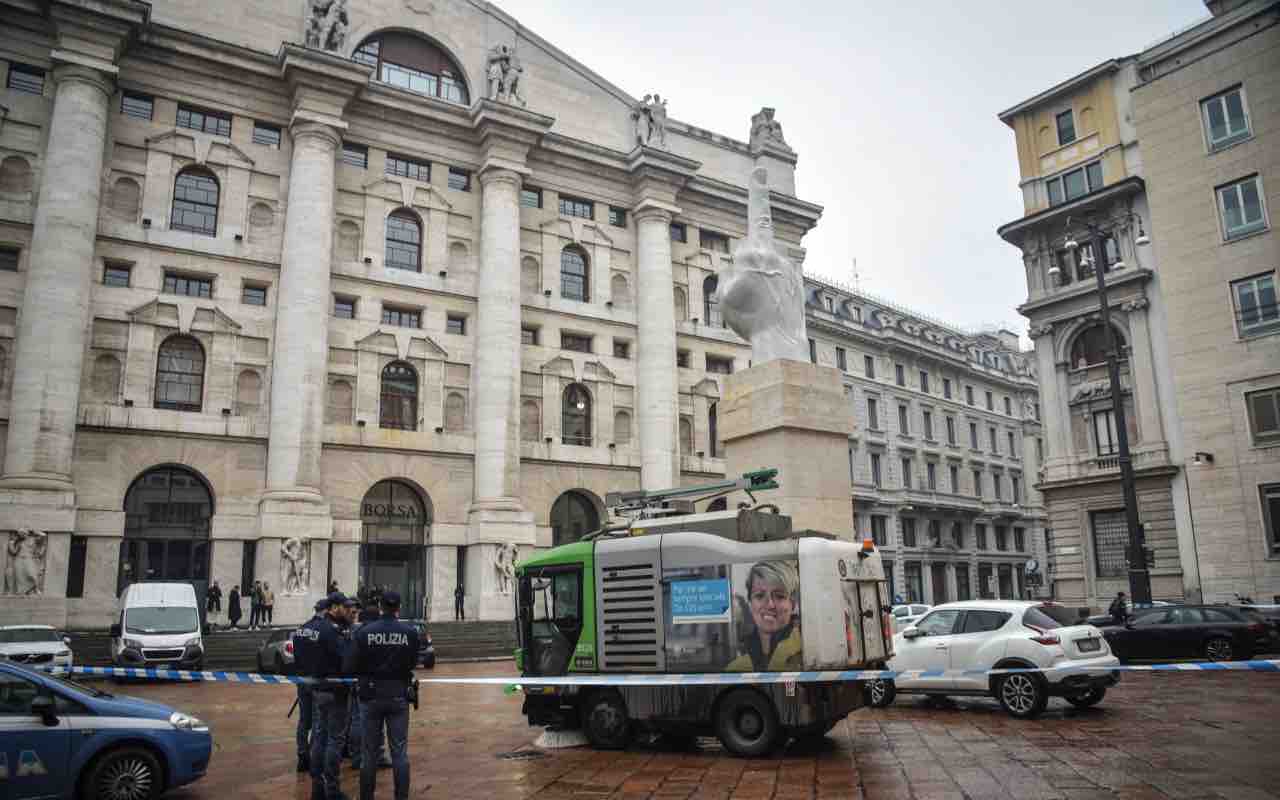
<box><xmin>123</xmin><ymin>638</ymin><xmax>144</xmax><ymax>650</ymax></box>
<box><xmin>169</xmin><ymin>712</ymin><xmax>209</xmax><ymax>733</ymax></box>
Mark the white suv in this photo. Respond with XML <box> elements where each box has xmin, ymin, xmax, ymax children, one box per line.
<box><xmin>866</xmin><ymin>600</ymin><xmax>1120</xmax><ymax>718</ymax></box>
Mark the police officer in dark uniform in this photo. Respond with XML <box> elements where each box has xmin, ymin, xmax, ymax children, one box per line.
<box><xmin>309</xmin><ymin>592</ymin><xmax>354</xmax><ymax>800</ymax></box>
<box><xmin>343</xmin><ymin>589</ymin><xmax>419</xmax><ymax>800</ymax></box>
<box><xmin>347</xmin><ymin>598</ymin><xmax>391</xmax><ymax>770</ymax></box>
<box><xmin>291</xmin><ymin>597</ymin><xmax>330</xmax><ymax>773</ymax></box>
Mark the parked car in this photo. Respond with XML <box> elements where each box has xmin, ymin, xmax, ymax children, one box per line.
<box><xmin>890</xmin><ymin>604</ymin><xmax>931</xmax><ymax>632</ymax></box>
<box><xmin>0</xmin><ymin>659</ymin><xmax>211</xmax><ymax>800</ymax></box>
<box><xmin>0</xmin><ymin>625</ymin><xmax>73</xmax><ymax>671</ymax></box>
<box><xmin>257</xmin><ymin>628</ymin><xmax>296</xmax><ymax>673</ymax></box>
<box><xmin>404</xmin><ymin>620</ymin><xmax>436</xmax><ymax>668</ymax></box>
<box><xmin>1230</xmin><ymin>603</ymin><xmax>1280</xmax><ymax>653</ymax></box>
<box><xmin>865</xmin><ymin>601</ymin><xmax>1120</xmax><ymax>719</ymax></box>
<box><xmin>1096</xmin><ymin>605</ymin><xmax>1267</xmax><ymax>662</ymax></box>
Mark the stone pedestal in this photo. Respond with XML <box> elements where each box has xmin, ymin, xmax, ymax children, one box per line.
<box><xmin>466</xmin><ymin>505</ymin><xmax>534</xmax><ymax>620</ymax></box>
<box><xmin>720</xmin><ymin>359</ymin><xmax>855</xmax><ymax>538</ymax></box>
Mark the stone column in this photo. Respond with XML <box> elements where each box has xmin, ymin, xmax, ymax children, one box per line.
<box><xmin>1032</xmin><ymin>330</ymin><xmax>1070</xmax><ymax>474</ymax></box>
<box><xmin>0</xmin><ymin>65</ymin><xmax>113</xmax><ymax>496</ymax></box>
<box><xmin>634</xmin><ymin>205</ymin><xmax>680</xmax><ymax>490</ymax></box>
<box><xmin>1120</xmin><ymin>300</ymin><xmax>1163</xmax><ymax>449</ymax></box>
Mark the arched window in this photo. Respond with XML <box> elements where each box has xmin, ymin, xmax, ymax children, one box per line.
<box><xmin>1070</xmin><ymin>326</ymin><xmax>1127</xmax><ymax>369</ymax></box>
<box><xmin>673</xmin><ymin>286</ymin><xmax>688</xmax><ymax>321</ymax></box>
<box><xmin>385</xmin><ymin>209</ymin><xmax>422</xmax><ymax>271</ymax></box>
<box><xmin>170</xmin><ymin>168</ymin><xmax>219</xmax><ymax>236</ymax></box>
<box><xmin>154</xmin><ymin>335</ymin><xmax>205</xmax><ymax>412</ymax></box>
<box><xmin>708</xmin><ymin>402</ymin><xmax>719</xmax><ymax>458</ymax></box>
<box><xmin>380</xmin><ymin>361</ymin><xmax>419</xmax><ymax>430</ymax></box>
<box><xmin>610</xmin><ymin>274</ymin><xmax>631</xmax><ymax>309</ymax></box>
<box><xmin>353</xmin><ymin>32</ymin><xmax>469</xmax><ymax>104</ymax></box>
<box><xmin>703</xmin><ymin>274</ymin><xmax>721</xmax><ymax>327</ymax></box>
<box><xmin>679</xmin><ymin>416</ymin><xmax>693</xmax><ymax>454</ymax></box>
<box><xmin>551</xmin><ymin>490</ymin><xmax>601</xmax><ymax>547</ymax></box>
<box><xmin>235</xmin><ymin>369</ymin><xmax>262</xmax><ymax>416</ymax></box>
<box><xmin>562</xmin><ymin>383</ymin><xmax>591</xmax><ymax>446</ymax></box>
<box><xmin>560</xmin><ymin>245</ymin><xmax>589</xmax><ymax>302</ymax></box>
<box><xmin>119</xmin><ymin>465</ymin><xmax>213</xmax><ymax>594</ymax></box>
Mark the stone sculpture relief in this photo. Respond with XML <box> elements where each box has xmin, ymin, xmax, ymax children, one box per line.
<box><xmin>749</xmin><ymin>107</ymin><xmax>788</xmax><ymax>151</ymax></box>
<box><xmin>714</xmin><ymin>167</ymin><xmax>808</xmax><ymax>364</ymax></box>
<box><xmin>304</xmin><ymin>0</ymin><xmax>349</xmax><ymax>52</ymax></box>
<box><xmin>631</xmin><ymin>94</ymin><xmax>668</xmax><ymax>148</ymax></box>
<box><xmin>492</xmin><ymin>542</ymin><xmax>520</xmax><ymax>595</ymax></box>
<box><xmin>3</xmin><ymin>529</ymin><xmax>47</xmax><ymax>596</ymax></box>
<box><xmin>486</xmin><ymin>45</ymin><xmax>527</xmax><ymax>107</ymax></box>
<box><xmin>281</xmin><ymin>537</ymin><xmax>310</xmax><ymax>595</ymax></box>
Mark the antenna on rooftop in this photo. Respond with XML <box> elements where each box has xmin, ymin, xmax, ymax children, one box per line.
<box><xmin>850</xmin><ymin>257</ymin><xmax>860</xmax><ymax>292</ymax></box>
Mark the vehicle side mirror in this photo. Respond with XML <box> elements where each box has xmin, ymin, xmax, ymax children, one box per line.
<box><xmin>109</xmin><ymin>624</ymin><xmax>122</xmax><ymax>638</ymax></box>
<box><xmin>30</xmin><ymin>695</ymin><xmax>58</xmax><ymax>726</ymax></box>
<box><xmin>62</xmin><ymin>635</ymin><xmax>72</xmax><ymax>646</ymax></box>
<box><xmin>902</xmin><ymin>627</ymin><xmax>924</xmax><ymax>640</ymax></box>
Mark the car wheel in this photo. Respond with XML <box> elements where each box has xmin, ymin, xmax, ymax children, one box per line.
<box><xmin>82</xmin><ymin>746</ymin><xmax>163</xmax><ymax>800</ymax></box>
<box><xmin>274</xmin><ymin>653</ymin><xmax>287</xmax><ymax>675</ymax></box>
<box><xmin>1205</xmin><ymin>637</ymin><xmax>1234</xmax><ymax>662</ymax></box>
<box><xmin>997</xmin><ymin>672</ymin><xmax>1048</xmax><ymax>719</ymax></box>
<box><xmin>582</xmin><ymin>690</ymin><xmax>631</xmax><ymax>750</ymax></box>
<box><xmin>1065</xmin><ymin>687</ymin><xmax>1106</xmax><ymax>708</ymax></box>
<box><xmin>715</xmin><ymin>688</ymin><xmax>781</xmax><ymax>757</ymax></box>
<box><xmin>865</xmin><ymin>679</ymin><xmax>896</xmax><ymax>708</ymax></box>
<box><xmin>422</xmin><ymin>655</ymin><xmax>435</xmax><ymax>670</ymax></box>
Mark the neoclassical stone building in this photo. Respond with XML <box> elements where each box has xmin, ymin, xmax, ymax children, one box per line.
<box><xmin>0</xmin><ymin>0</ymin><xmax>821</xmax><ymax>626</ymax></box>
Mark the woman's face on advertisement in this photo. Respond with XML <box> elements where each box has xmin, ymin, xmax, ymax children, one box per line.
<box><xmin>748</xmin><ymin>575</ymin><xmax>794</xmax><ymax>637</ymax></box>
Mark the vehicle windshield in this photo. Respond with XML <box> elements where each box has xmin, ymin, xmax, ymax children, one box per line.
<box><xmin>530</xmin><ymin>572</ymin><xmax>580</xmax><ymax>637</ymax></box>
<box><xmin>0</xmin><ymin>629</ymin><xmax>60</xmax><ymax>644</ymax></box>
<box><xmin>1023</xmin><ymin>604</ymin><xmax>1079</xmax><ymax>630</ymax></box>
<box><xmin>125</xmin><ymin>606</ymin><xmax>200</xmax><ymax>635</ymax></box>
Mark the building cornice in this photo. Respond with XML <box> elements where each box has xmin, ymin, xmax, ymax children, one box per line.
<box><xmin>997</xmin><ymin>176</ymin><xmax>1145</xmax><ymax>246</ymax></box>
<box><xmin>997</xmin><ymin>58</ymin><xmax>1130</xmax><ymax>125</ymax></box>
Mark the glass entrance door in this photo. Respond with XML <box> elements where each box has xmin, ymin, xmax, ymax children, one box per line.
<box><xmin>360</xmin><ymin>480</ymin><xmax>430</xmax><ymax>619</ymax></box>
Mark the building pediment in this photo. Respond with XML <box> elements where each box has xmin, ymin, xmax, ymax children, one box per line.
<box><xmin>146</xmin><ymin>129</ymin><xmax>255</xmax><ymax>169</ymax></box>
<box><xmin>540</xmin><ymin>355</ymin><xmax>575</xmax><ymax>378</ymax></box>
<box><xmin>692</xmin><ymin>377</ymin><xmax>721</xmax><ymax>399</ymax></box>
<box><xmin>583</xmin><ymin>360</ymin><xmax>616</xmax><ymax>383</ymax></box>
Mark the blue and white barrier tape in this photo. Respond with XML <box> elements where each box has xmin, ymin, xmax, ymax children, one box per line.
<box><xmin>37</xmin><ymin>659</ymin><xmax>1280</xmax><ymax>687</ymax></box>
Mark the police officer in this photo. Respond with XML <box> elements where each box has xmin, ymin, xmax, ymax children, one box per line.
<box><xmin>309</xmin><ymin>592</ymin><xmax>354</xmax><ymax>800</ymax></box>
<box><xmin>343</xmin><ymin>590</ymin><xmax>419</xmax><ymax>800</ymax></box>
<box><xmin>347</xmin><ymin>599</ymin><xmax>391</xmax><ymax>771</ymax></box>
<box><xmin>291</xmin><ymin>597</ymin><xmax>330</xmax><ymax>773</ymax></box>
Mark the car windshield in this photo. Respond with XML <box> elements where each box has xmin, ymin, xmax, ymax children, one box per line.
<box><xmin>1023</xmin><ymin>604</ymin><xmax>1078</xmax><ymax>630</ymax></box>
<box><xmin>125</xmin><ymin>606</ymin><xmax>200</xmax><ymax>635</ymax></box>
<box><xmin>0</xmin><ymin>629</ymin><xmax>60</xmax><ymax>644</ymax></box>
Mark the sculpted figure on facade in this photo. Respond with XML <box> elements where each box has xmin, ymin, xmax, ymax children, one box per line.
<box><xmin>486</xmin><ymin>45</ymin><xmax>527</xmax><ymax>107</ymax></box>
<box><xmin>304</xmin><ymin>0</ymin><xmax>349</xmax><ymax>52</ymax></box>
<box><xmin>715</xmin><ymin>167</ymin><xmax>808</xmax><ymax>363</ymax></box>
<box><xmin>280</xmin><ymin>537</ymin><xmax>310</xmax><ymax>595</ymax></box>
<box><xmin>749</xmin><ymin>107</ymin><xmax>788</xmax><ymax>151</ymax></box>
<box><xmin>631</xmin><ymin>94</ymin><xmax>669</xmax><ymax>148</ymax></box>
<box><xmin>3</xmin><ymin>529</ymin><xmax>47</xmax><ymax>595</ymax></box>
<box><xmin>492</xmin><ymin>542</ymin><xmax>519</xmax><ymax>594</ymax></box>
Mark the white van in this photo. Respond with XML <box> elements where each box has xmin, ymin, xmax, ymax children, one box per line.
<box><xmin>111</xmin><ymin>582</ymin><xmax>205</xmax><ymax>669</ymax></box>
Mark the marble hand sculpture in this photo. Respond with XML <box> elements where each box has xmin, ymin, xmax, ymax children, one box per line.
<box><xmin>714</xmin><ymin>167</ymin><xmax>808</xmax><ymax>363</ymax></box>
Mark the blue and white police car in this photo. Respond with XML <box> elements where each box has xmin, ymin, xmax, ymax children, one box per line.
<box><xmin>0</xmin><ymin>660</ymin><xmax>211</xmax><ymax>799</ymax></box>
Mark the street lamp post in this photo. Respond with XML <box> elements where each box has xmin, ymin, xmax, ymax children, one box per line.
<box><xmin>1063</xmin><ymin>215</ymin><xmax>1153</xmax><ymax>605</ymax></box>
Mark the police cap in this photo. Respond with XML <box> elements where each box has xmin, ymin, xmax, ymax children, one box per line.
<box><xmin>314</xmin><ymin>598</ymin><xmax>330</xmax><ymax>612</ymax></box>
<box><xmin>381</xmin><ymin>590</ymin><xmax>402</xmax><ymax>609</ymax></box>
<box><xmin>327</xmin><ymin>591</ymin><xmax>350</xmax><ymax>607</ymax></box>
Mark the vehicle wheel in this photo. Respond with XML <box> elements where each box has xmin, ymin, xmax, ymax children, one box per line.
<box><xmin>82</xmin><ymin>746</ymin><xmax>163</xmax><ymax>800</ymax></box>
<box><xmin>715</xmin><ymin>689</ymin><xmax>780</xmax><ymax>757</ymax></box>
<box><xmin>865</xmin><ymin>679</ymin><xmax>896</xmax><ymax>708</ymax></box>
<box><xmin>582</xmin><ymin>690</ymin><xmax>631</xmax><ymax>750</ymax></box>
<box><xmin>274</xmin><ymin>653</ymin><xmax>287</xmax><ymax>675</ymax></box>
<box><xmin>1066</xmin><ymin>687</ymin><xmax>1106</xmax><ymax>708</ymax></box>
<box><xmin>423</xmin><ymin>655</ymin><xmax>436</xmax><ymax>670</ymax></box>
<box><xmin>1205</xmin><ymin>637</ymin><xmax>1234</xmax><ymax>662</ymax></box>
<box><xmin>997</xmin><ymin>672</ymin><xmax>1048</xmax><ymax>719</ymax></box>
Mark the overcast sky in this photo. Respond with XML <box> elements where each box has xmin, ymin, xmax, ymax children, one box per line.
<box><xmin>498</xmin><ymin>0</ymin><xmax>1208</xmax><ymax>340</ymax></box>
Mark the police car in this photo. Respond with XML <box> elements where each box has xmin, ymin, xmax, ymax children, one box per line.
<box><xmin>0</xmin><ymin>660</ymin><xmax>211</xmax><ymax>799</ymax></box>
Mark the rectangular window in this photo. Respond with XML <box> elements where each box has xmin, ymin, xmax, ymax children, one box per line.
<box><xmin>381</xmin><ymin>305</ymin><xmax>421</xmax><ymax>328</ymax></box>
<box><xmin>333</xmin><ymin>296</ymin><xmax>356</xmax><ymax>319</ymax></box>
<box><xmin>835</xmin><ymin>347</ymin><xmax>847</xmax><ymax>372</ymax></box>
<box><xmin>252</xmin><ymin>121</ymin><xmax>282</xmax><ymax>148</ymax></box>
<box><xmin>927</xmin><ymin>462</ymin><xmax>937</xmax><ymax>491</ymax></box>
<box><xmin>975</xmin><ymin>523</ymin><xmax>987</xmax><ymax>551</ymax></box>
<box><xmin>559</xmin><ymin>194</ymin><xmax>594</xmax><ymax>219</ymax></box>
<box><xmin>241</xmin><ymin>541</ymin><xmax>257</xmax><ymax>598</ymax></box>
<box><xmin>1093</xmin><ymin>409</ymin><xmax>1118</xmax><ymax>456</ymax></box>
<box><xmin>1011</xmin><ymin>475</ymin><xmax>1021</xmax><ymax>504</ymax></box>
<box><xmin>895</xmin><ymin>363</ymin><xmax>905</xmax><ymax>386</ymax></box>
<box><xmin>669</xmin><ymin>222</ymin><xmax>687</xmax><ymax>243</ymax></box>
<box><xmin>870</xmin><ymin>453</ymin><xmax>882</xmax><ymax>488</ymax></box>
<box><xmin>1056</xmin><ymin>109</ymin><xmax>1076</xmax><ymax>145</ymax></box>
<box><xmin>385</xmin><ymin>153</ymin><xmax>429</xmax><ymax>181</ymax></box>
<box><xmin>1232</xmin><ymin>272</ymin><xmax>1279</xmax><ymax>336</ymax></box>
<box><xmin>1014</xmin><ymin>527</ymin><xmax>1026</xmax><ymax>552</ymax></box>
<box><xmin>867</xmin><ymin>398</ymin><xmax>879</xmax><ymax>429</ymax></box>
<box><xmin>1036</xmin><ymin>437</ymin><xmax>1044</xmax><ymax>463</ymax></box>
<box><xmin>1263</xmin><ymin>484</ymin><xmax>1280</xmax><ymax>554</ymax></box>
<box><xmin>973</xmin><ymin>469</ymin><xmax>983</xmax><ymax>498</ymax></box>
<box><xmin>103</xmin><ymin>262</ymin><xmax>132</xmax><ymax>287</ymax></box>
<box><xmin>955</xmin><ymin>564</ymin><xmax>970</xmax><ymax>600</ymax></box>
<box><xmin>1217</xmin><ymin>175</ymin><xmax>1266</xmax><ymax>240</ymax></box>
<box><xmin>700</xmin><ymin>229</ymin><xmax>730</xmax><ymax>254</ymax></box>
<box><xmin>7</xmin><ymin>62</ymin><xmax>46</xmax><ymax>95</ymax></box>
<box><xmin>989</xmin><ymin>427</ymin><xmax>998</xmax><ymax>453</ymax></box>
<box><xmin>1004</xmin><ymin>396</ymin><xmax>1012</xmax><ymax>415</ymax></box>
<box><xmin>448</xmin><ymin>167</ymin><xmax>471</xmax><ymax>191</ymax></box>
<box><xmin>946</xmin><ymin>416</ymin><xmax>956</xmax><ymax>445</ymax></box>
<box><xmin>608</xmin><ymin>206</ymin><xmax>627</xmax><ymax>227</ymax></box>
<box><xmin>898</xmin><ymin>404</ymin><xmax>910</xmax><ymax>435</ymax></box>
<box><xmin>676</xmin><ymin>350</ymin><xmax>690</xmax><ymax>368</ymax></box>
<box><xmin>1008</xmin><ymin>432</ymin><xmax>1017</xmax><ymax>457</ymax></box>
<box><xmin>969</xmin><ymin>422</ymin><xmax>979</xmax><ymax>449</ymax></box>
<box><xmin>901</xmin><ymin>458</ymin><xmax>912</xmax><ymax>489</ymax></box>
<box><xmin>520</xmin><ymin>187</ymin><xmax>542</xmax><ymax>208</ymax></box>
<box><xmin>992</xmin><ymin>473</ymin><xmax>1003</xmax><ymax>501</ymax></box>
<box><xmin>241</xmin><ymin>283</ymin><xmax>267</xmax><ymax>306</ymax></box>
<box><xmin>809</xmin><ymin>338</ymin><xmax>817</xmax><ymax>363</ymax></box>
<box><xmin>613</xmin><ymin>339</ymin><xmax>630</xmax><ymax>359</ymax></box>
<box><xmin>162</xmin><ymin>272</ymin><xmax>213</xmax><ymax>298</ymax></box>
<box><xmin>966</xmin><ymin>385</ymin><xmax>974</xmax><ymax>405</ymax></box>
<box><xmin>121</xmin><ymin>92</ymin><xmax>154</xmax><ymax>120</ymax></box>
<box><xmin>1091</xmin><ymin>509</ymin><xmax>1128</xmax><ymax>578</ymax></box>
<box><xmin>919</xmin><ymin>371</ymin><xmax>929</xmax><ymax>392</ymax></box>
<box><xmin>66</xmin><ymin>536</ymin><xmax>88</xmax><ymax>599</ymax></box>
<box><xmin>340</xmin><ymin>141</ymin><xmax>368</xmax><ymax>168</ymax></box>
<box><xmin>1246</xmin><ymin>388</ymin><xmax>1280</xmax><ymax>444</ymax></box>
<box><xmin>446</xmin><ymin>314</ymin><xmax>466</xmax><ymax>335</ymax></box>
<box><xmin>904</xmin><ymin>561</ymin><xmax>922</xmax><ymax>602</ymax></box>
<box><xmin>949</xmin><ymin>465</ymin><xmax>959</xmax><ymax>493</ymax></box>
<box><xmin>1046</xmin><ymin>161</ymin><xmax>1104</xmax><ymax>206</ymax></box>
<box><xmin>943</xmin><ymin>378</ymin><xmax>952</xmax><ymax>399</ymax></box>
<box><xmin>706</xmin><ymin>355</ymin><xmax>733</xmax><ymax>375</ymax></box>
<box><xmin>561</xmin><ymin>332</ymin><xmax>592</xmax><ymax>353</ymax></box>
<box><xmin>1201</xmin><ymin>86</ymin><xmax>1251</xmax><ymax>150</ymax></box>
<box><xmin>864</xmin><ymin>355</ymin><xmax>875</xmax><ymax>379</ymax></box>
<box><xmin>901</xmin><ymin>518</ymin><xmax>917</xmax><ymax>549</ymax></box>
<box><xmin>1035</xmin><ymin>402</ymin><xmax>1041</xmax><ymax>421</ymax></box>
<box><xmin>0</xmin><ymin>246</ymin><xmax>19</xmax><ymax>272</ymax></box>
<box><xmin>995</xmin><ymin>525</ymin><xmax>1008</xmax><ymax>551</ymax></box>
<box><xmin>177</xmin><ymin>104</ymin><xmax>231</xmax><ymax>137</ymax></box>
<box><xmin>922</xmin><ymin>410</ymin><xmax>933</xmax><ymax>440</ymax></box>
<box><xmin>986</xmin><ymin>391</ymin><xmax>994</xmax><ymax>410</ymax></box>
<box><xmin>871</xmin><ymin>515</ymin><xmax>887</xmax><ymax>547</ymax></box>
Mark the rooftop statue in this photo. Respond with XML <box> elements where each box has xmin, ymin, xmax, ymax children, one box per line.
<box><xmin>304</xmin><ymin>0</ymin><xmax>349</xmax><ymax>52</ymax></box>
<box><xmin>715</xmin><ymin>167</ymin><xmax>808</xmax><ymax>363</ymax></box>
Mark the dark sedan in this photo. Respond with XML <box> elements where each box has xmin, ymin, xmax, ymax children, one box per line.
<box><xmin>403</xmin><ymin>620</ymin><xmax>435</xmax><ymax>669</ymax></box>
<box><xmin>1097</xmin><ymin>605</ymin><xmax>1267</xmax><ymax>662</ymax></box>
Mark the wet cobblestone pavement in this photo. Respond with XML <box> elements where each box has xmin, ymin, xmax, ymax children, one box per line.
<box><xmin>125</xmin><ymin>661</ymin><xmax>1280</xmax><ymax>800</ymax></box>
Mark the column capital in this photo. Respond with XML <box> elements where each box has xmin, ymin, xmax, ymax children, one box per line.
<box><xmin>471</xmin><ymin>99</ymin><xmax>554</xmax><ymax>176</ymax></box>
<box><xmin>477</xmin><ymin>166</ymin><xmax>524</xmax><ymax>189</ymax></box>
<box><xmin>288</xmin><ymin>119</ymin><xmax>343</xmax><ymax>150</ymax></box>
<box><xmin>633</xmin><ymin>200</ymin><xmax>679</xmax><ymax>225</ymax></box>
<box><xmin>278</xmin><ymin>43</ymin><xmax>372</xmax><ymax>130</ymax></box>
<box><xmin>49</xmin><ymin>60</ymin><xmax>116</xmax><ymax>97</ymax></box>
<box><xmin>628</xmin><ymin>146</ymin><xmax>700</xmax><ymax>209</ymax></box>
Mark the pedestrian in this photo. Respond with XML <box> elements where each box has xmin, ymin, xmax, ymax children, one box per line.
<box><xmin>206</xmin><ymin>580</ymin><xmax>222</xmax><ymax>615</ymax></box>
<box><xmin>454</xmin><ymin>584</ymin><xmax>465</xmax><ymax>621</ymax></box>
<box><xmin>263</xmin><ymin>582</ymin><xmax>275</xmax><ymax>626</ymax></box>
<box><xmin>1109</xmin><ymin>591</ymin><xmax>1128</xmax><ymax>624</ymax></box>
<box><xmin>228</xmin><ymin>585</ymin><xmax>242</xmax><ymax>630</ymax></box>
<box><xmin>344</xmin><ymin>590</ymin><xmax>419</xmax><ymax>800</ymax></box>
<box><xmin>291</xmin><ymin>597</ymin><xmax>328</xmax><ymax>773</ymax></box>
<box><xmin>310</xmin><ymin>592</ymin><xmax>355</xmax><ymax>800</ymax></box>
<box><xmin>329</xmin><ymin>579</ymin><xmax>340</xmax><ymax>595</ymax></box>
<box><xmin>253</xmin><ymin>580</ymin><xmax>267</xmax><ymax>629</ymax></box>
